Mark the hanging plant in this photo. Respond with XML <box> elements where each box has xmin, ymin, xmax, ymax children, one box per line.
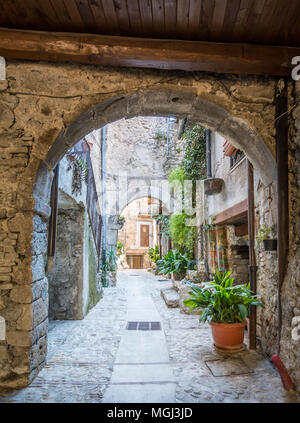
<box><xmin>66</xmin><ymin>151</ymin><xmax>88</xmax><ymax>195</ymax></box>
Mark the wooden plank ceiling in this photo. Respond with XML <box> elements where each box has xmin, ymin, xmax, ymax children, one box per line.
<box><xmin>0</xmin><ymin>0</ymin><xmax>299</xmax><ymax>47</ymax></box>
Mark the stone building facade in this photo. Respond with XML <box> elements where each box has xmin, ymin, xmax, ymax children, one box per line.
<box><xmin>118</xmin><ymin>197</ymin><xmax>160</xmax><ymax>270</ymax></box>
<box><xmin>0</xmin><ymin>59</ymin><xmax>299</xmax><ymax>392</ymax></box>
<box><xmin>202</xmin><ymin>130</ymin><xmax>281</xmax><ymax>358</ymax></box>
<box><xmin>88</xmin><ymin>116</ymin><xmax>183</xmax><ymax>277</ymax></box>
<box><xmin>46</xmin><ymin>145</ymin><xmax>101</xmax><ymax>320</ymax></box>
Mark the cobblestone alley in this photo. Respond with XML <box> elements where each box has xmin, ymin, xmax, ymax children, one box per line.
<box><xmin>0</xmin><ymin>271</ymin><xmax>299</xmax><ymax>403</ymax></box>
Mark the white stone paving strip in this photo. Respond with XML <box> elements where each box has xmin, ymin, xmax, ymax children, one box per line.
<box><xmin>0</xmin><ymin>269</ymin><xmax>299</xmax><ymax>403</ymax></box>
<box><xmin>102</xmin><ymin>271</ymin><xmax>176</xmax><ymax>403</ymax></box>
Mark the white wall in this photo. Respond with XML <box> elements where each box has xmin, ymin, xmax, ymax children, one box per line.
<box><xmin>206</xmin><ymin>132</ymin><xmax>248</xmax><ymax>220</ymax></box>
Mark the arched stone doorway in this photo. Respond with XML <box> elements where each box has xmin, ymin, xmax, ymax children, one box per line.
<box><xmin>1</xmin><ymin>60</ymin><xmax>289</xmax><ymax>390</ymax></box>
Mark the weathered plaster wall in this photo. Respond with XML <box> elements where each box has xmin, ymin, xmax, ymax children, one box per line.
<box><xmin>206</xmin><ymin>132</ymin><xmax>248</xmax><ymax>218</ymax></box>
<box><xmin>0</xmin><ymin>59</ymin><xmax>296</xmax><ymax>390</ymax></box>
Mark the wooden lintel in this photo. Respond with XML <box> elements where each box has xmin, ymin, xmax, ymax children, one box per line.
<box><xmin>214</xmin><ymin>199</ymin><xmax>248</xmax><ymax>225</ymax></box>
<box><xmin>234</xmin><ymin>222</ymin><xmax>248</xmax><ymax>237</ymax></box>
<box><xmin>0</xmin><ymin>28</ymin><xmax>299</xmax><ymax>76</ymax></box>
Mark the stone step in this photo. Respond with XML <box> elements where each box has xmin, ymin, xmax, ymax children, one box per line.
<box><xmin>160</xmin><ymin>288</ymin><xmax>179</xmax><ymax>308</ymax></box>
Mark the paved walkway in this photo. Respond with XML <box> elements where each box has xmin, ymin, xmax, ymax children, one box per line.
<box><xmin>0</xmin><ymin>270</ymin><xmax>299</xmax><ymax>403</ymax></box>
<box><xmin>103</xmin><ymin>272</ymin><xmax>176</xmax><ymax>402</ymax></box>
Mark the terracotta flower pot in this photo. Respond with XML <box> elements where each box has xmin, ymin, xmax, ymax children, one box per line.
<box><xmin>210</xmin><ymin>321</ymin><xmax>246</xmax><ymax>351</ymax></box>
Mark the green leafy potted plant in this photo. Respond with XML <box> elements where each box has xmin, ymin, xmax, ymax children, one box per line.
<box><xmin>148</xmin><ymin>245</ymin><xmax>160</xmax><ymax>263</ymax></box>
<box><xmin>156</xmin><ymin>249</ymin><xmax>195</xmax><ymax>281</ymax></box>
<box><xmin>256</xmin><ymin>224</ymin><xmax>277</xmax><ymax>251</ymax></box>
<box><xmin>184</xmin><ymin>270</ymin><xmax>263</xmax><ymax>352</ymax></box>
<box><xmin>102</xmin><ymin>249</ymin><xmax>118</xmax><ymax>287</ymax></box>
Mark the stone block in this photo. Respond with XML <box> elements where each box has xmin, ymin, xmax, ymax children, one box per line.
<box><xmin>31</xmin><ymin>319</ymin><xmax>48</xmax><ymax>345</ymax></box>
<box><xmin>31</xmin><ymin>297</ymin><xmax>48</xmax><ymax>329</ymax></box>
<box><xmin>161</xmin><ymin>288</ymin><xmax>179</xmax><ymax>308</ymax></box>
<box><xmin>10</xmin><ymin>285</ymin><xmax>32</xmax><ymax>303</ymax></box>
<box><xmin>6</xmin><ymin>330</ymin><xmax>31</xmax><ymax>347</ymax></box>
<box><xmin>7</xmin><ymin>213</ymin><xmax>31</xmax><ymax>233</ymax></box>
<box><xmin>31</xmin><ymin>231</ymin><xmax>48</xmax><ymax>256</ymax></box>
<box><xmin>30</xmin><ymin>336</ymin><xmax>47</xmax><ymax>371</ymax></box>
<box><xmin>16</xmin><ymin>304</ymin><xmax>32</xmax><ymax>330</ymax></box>
<box><xmin>33</xmin><ymin>214</ymin><xmax>48</xmax><ymax>233</ymax></box>
<box><xmin>31</xmin><ymin>254</ymin><xmax>45</xmax><ymax>282</ymax></box>
<box><xmin>31</xmin><ymin>277</ymin><xmax>48</xmax><ymax>302</ymax></box>
<box><xmin>11</xmin><ymin>347</ymin><xmax>30</xmax><ymax>375</ymax></box>
<box><xmin>177</xmin><ymin>280</ymin><xmax>201</xmax><ymax>315</ymax></box>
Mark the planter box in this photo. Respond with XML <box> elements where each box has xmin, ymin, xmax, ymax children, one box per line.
<box><xmin>204</xmin><ymin>178</ymin><xmax>224</xmax><ymax>196</ymax></box>
<box><xmin>263</xmin><ymin>239</ymin><xmax>277</xmax><ymax>251</ymax></box>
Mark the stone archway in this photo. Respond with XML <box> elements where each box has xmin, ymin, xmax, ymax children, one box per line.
<box><xmin>1</xmin><ymin>60</ymin><xmax>282</xmax><ymax>389</ymax></box>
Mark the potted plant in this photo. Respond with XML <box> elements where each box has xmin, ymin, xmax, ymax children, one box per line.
<box><xmin>117</xmin><ymin>241</ymin><xmax>124</xmax><ymax>257</ymax></box>
<box><xmin>148</xmin><ymin>245</ymin><xmax>160</xmax><ymax>262</ymax></box>
<box><xmin>156</xmin><ymin>249</ymin><xmax>195</xmax><ymax>281</ymax></box>
<box><xmin>102</xmin><ymin>249</ymin><xmax>118</xmax><ymax>287</ymax></box>
<box><xmin>256</xmin><ymin>224</ymin><xmax>277</xmax><ymax>251</ymax></box>
<box><xmin>184</xmin><ymin>270</ymin><xmax>263</xmax><ymax>352</ymax></box>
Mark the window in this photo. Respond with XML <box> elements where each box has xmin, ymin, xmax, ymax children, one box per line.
<box><xmin>230</xmin><ymin>150</ymin><xmax>245</xmax><ymax>168</ymax></box>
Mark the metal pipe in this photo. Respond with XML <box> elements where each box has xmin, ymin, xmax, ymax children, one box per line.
<box><xmin>247</xmin><ymin>160</ymin><xmax>257</xmax><ymax>349</ymax></box>
<box><xmin>47</xmin><ymin>164</ymin><xmax>59</xmax><ymax>271</ymax></box>
<box><xmin>206</xmin><ymin>129</ymin><xmax>212</xmax><ymax>178</ymax></box>
<box><xmin>101</xmin><ymin>126</ymin><xmax>107</xmax><ymax>266</ymax></box>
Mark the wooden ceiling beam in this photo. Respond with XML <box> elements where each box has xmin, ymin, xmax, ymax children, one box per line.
<box><xmin>0</xmin><ymin>27</ymin><xmax>298</xmax><ymax>76</ymax></box>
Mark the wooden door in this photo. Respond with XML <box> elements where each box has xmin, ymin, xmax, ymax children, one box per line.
<box><xmin>140</xmin><ymin>224</ymin><xmax>150</xmax><ymax>247</ymax></box>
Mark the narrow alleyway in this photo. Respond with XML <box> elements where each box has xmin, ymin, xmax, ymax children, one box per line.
<box><xmin>0</xmin><ymin>271</ymin><xmax>299</xmax><ymax>403</ymax></box>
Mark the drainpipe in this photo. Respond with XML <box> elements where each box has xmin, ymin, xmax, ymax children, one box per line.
<box><xmin>271</xmin><ymin>78</ymin><xmax>293</xmax><ymax>390</ymax></box>
<box><xmin>47</xmin><ymin>164</ymin><xmax>59</xmax><ymax>271</ymax></box>
<box><xmin>206</xmin><ymin>129</ymin><xmax>212</xmax><ymax>178</ymax></box>
<box><xmin>166</xmin><ymin>117</ymin><xmax>170</xmax><ymax>156</ymax></box>
<box><xmin>247</xmin><ymin>160</ymin><xmax>257</xmax><ymax>350</ymax></box>
<box><xmin>101</xmin><ymin>126</ymin><xmax>107</xmax><ymax>266</ymax></box>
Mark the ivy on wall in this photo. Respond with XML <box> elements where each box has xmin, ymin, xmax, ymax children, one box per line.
<box><xmin>181</xmin><ymin>123</ymin><xmax>207</xmax><ymax>181</ymax></box>
<box><xmin>166</xmin><ymin>122</ymin><xmax>207</xmax><ymax>256</ymax></box>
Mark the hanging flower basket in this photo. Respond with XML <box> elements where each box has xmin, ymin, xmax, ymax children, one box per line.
<box><xmin>204</xmin><ymin>178</ymin><xmax>224</xmax><ymax>195</ymax></box>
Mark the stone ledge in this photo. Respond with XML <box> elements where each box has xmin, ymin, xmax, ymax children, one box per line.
<box><xmin>161</xmin><ymin>288</ymin><xmax>179</xmax><ymax>308</ymax></box>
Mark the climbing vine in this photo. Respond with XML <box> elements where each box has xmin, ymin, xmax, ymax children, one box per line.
<box><xmin>66</xmin><ymin>151</ymin><xmax>89</xmax><ymax>195</ymax></box>
<box><xmin>168</xmin><ymin>213</ymin><xmax>198</xmax><ymax>255</ymax></box>
<box><xmin>164</xmin><ymin>123</ymin><xmax>206</xmax><ymax>256</ymax></box>
<box><xmin>153</xmin><ymin>214</ymin><xmax>170</xmax><ymax>237</ymax></box>
<box><xmin>181</xmin><ymin>123</ymin><xmax>207</xmax><ymax>181</ymax></box>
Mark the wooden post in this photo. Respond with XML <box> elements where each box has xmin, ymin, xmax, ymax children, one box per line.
<box><xmin>275</xmin><ymin>78</ymin><xmax>289</xmax><ymax>355</ymax></box>
<box><xmin>247</xmin><ymin>160</ymin><xmax>257</xmax><ymax>349</ymax></box>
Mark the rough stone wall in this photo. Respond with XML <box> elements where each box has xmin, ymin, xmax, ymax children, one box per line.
<box><xmin>279</xmin><ymin>80</ymin><xmax>300</xmax><ymax>389</ymax></box>
<box><xmin>46</xmin><ymin>152</ymin><xmax>101</xmax><ymax>320</ymax></box>
<box><xmin>226</xmin><ymin>225</ymin><xmax>249</xmax><ymax>284</ymax></box>
<box><xmin>254</xmin><ymin>180</ymin><xmax>278</xmax><ymax>356</ymax></box>
<box><xmin>0</xmin><ymin>59</ymin><xmax>292</xmax><ymax>390</ymax></box>
<box><xmin>47</xmin><ymin>206</ymin><xmax>84</xmax><ymax>320</ymax></box>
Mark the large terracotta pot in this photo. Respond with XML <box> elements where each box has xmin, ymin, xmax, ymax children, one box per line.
<box><xmin>210</xmin><ymin>321</ymin><xmax>246</xmax><ymax>351</ymax></box>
